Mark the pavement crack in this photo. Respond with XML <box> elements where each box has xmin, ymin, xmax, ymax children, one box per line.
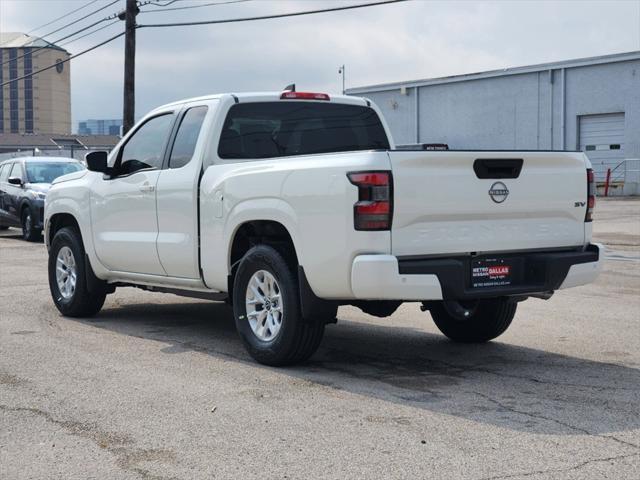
<box><xmin>0</xmin><ymin>404</ymin><xmax>177</xmax><ymax>480</ymax></box>
<box><xmin>478</xmin><ymin>452</ymin><xmax>640</xmax><ymax>479</ymax></box>
<box><xmin>472</xmin><ymin>392</ymin><xmax>640</xmax><ymax>450</ymax></box>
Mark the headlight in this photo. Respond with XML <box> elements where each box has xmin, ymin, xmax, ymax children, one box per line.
<box><xmin>29</xmin><ymin>191</ymin><xmax>47</xmax><ymax>200</ymax></box>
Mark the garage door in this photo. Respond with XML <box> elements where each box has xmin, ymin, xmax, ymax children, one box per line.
<box><xmin>579</xmin><ymin>113</ymin><xmax>625</xmax><ymax>179</ymax></box>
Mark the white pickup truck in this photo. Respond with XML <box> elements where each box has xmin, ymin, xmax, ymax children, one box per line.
<box><xmin>45</xmin><ymin>90</ymin><xmax>602</xmax><ymax>365</ymax></box>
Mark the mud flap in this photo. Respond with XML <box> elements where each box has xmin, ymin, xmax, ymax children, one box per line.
<box><xmin>85</xmin><ymin>254</ymin><xmax>114</xmax><ymax>294</ymax></box>
<box><xmin>298</xmin><ymin>266</ymin><xmax>338</xmax><ymax>324</ymax></box>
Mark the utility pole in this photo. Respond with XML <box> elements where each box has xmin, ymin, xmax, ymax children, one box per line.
<box><xmin>119</xmin><ymin>0</ymin><xmax>139</xmax><ymax>135</ymax></box>
<box><xmin>338</xmin><ymin>65</ymin><xmax>345</xmax><ymax>94</ymax></box>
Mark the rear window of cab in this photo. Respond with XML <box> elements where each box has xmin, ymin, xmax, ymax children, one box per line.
<box><xmin>218</xmin><ymin>102</ymin><xmax>389</xmax><ymax>160</ymax></box>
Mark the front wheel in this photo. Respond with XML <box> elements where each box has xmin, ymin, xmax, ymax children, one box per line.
<box><xmin>48</xmin><ymin>227</ymin><xmax>107</xmax><ymax>317</ymax></box>
<box><xmin>426</xmin><ymin>297</ymin><xmax>517</xmax><ymax>343</ymax></box>
<box><xmin>21</xmin><ymin>208</ymin><xmax>41</xmax><ymax>241</ymax></box>
<box><xmin>232</xmin><ymin>245</ymin><xmax>325</xmax><ymax>366</ymax></box>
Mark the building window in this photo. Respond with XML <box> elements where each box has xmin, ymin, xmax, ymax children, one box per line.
<box><xmin>9</xmin><ymin>49</ymin><xmax>19</xmax><ymax>133</ymax></box>
<box><xmin>23</xmin><ymin>48</ymin><xmax>34</xmax><ymax>133</ymax></box>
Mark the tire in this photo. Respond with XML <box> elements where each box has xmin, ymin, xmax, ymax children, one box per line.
<box><xmin>428</xmin><ymin>297</ymin><xmax>516</xmax><ymax>343</ymax></box>
<box><xmin>21</xmin><ymin>207</ymin><xmax>41</xmax><ymax>241</ymax></box>
<box><xmin>48</xmin><ymin>227</ymin><xmax>107</xmax><ymax>317</ymax></box>
<box><xmin>232</xmin><ymin>245</ymin><xmax>325</xmax><ymax>366</ymax></box>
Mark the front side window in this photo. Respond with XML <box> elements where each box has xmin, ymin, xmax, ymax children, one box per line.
<box><xmin>169</xmin><ymin>106</ymin><xmax>208</xmax><ymax>169</ymax></box>
<box><xmin>25</xmin><ymin>162</ymin><xmax>84</xmax><ymax>184</ymax></box>
<box><xmin>116</xmin><ymin>113</ymin><xmax>174</xmax><ymax>175</ymax></box>
<box><xmin>9</xmin><ymin>163</ymin><xmax>23</xmax><ymax>181</ymax></box>
<box><xmin>0</xmin><ymin>165</ymin><xmax>9</xmax><ymax>182</ymax></box>
<box><xmin>218</xmin><ymin>102</ymin><xmax>389</xmax><ymax>160</ymax></box>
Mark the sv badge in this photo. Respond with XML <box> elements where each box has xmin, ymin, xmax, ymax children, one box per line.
<box><xmin>574</xmin><ymin>201</ymin><xmax>586</xmax><ymax>207</ymax></box>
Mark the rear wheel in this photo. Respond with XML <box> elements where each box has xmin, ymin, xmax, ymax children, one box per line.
<box><xmin>21</xmin><ymin>208</ymin><xmax>41</xmax><ymax>241</ymax></box>
<box><xmin>232</xmin><ymin>245</ymin><xmax>325</xmax><ymax>366</ymax></box>
<box><xmin>427</xmin><ymin>297</ymin><xmax>516</xmax><ymax>343</ymax></box>
<box><xmin>48</xmin><ymin>227</ymin><xmax>107</xmax><ymax>317</ymax></box>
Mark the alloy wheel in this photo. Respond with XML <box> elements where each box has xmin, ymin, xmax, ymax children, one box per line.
<box><xmin>56</xmin><ymin>246</ymin><xmax>77</xmax><ymax>299</ymax></box>
<box><xmin>245</xmin><ymin>270</ymin><xmax>283</xmax><ymax>341</ymax></box>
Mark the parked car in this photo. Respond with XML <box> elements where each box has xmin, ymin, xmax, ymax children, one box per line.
<box><xmin>44</xmin><ymin>91</ymin><xmax>601</xmax><ymax>365</ymax></box>
<box><xmin>0</xmin><ymin>157</ymin><xmax>85</xmax><ymax>241</ymax></box>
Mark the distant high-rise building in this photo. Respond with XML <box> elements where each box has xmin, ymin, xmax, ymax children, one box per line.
<box><xmin>0</xmin><ymin>32</ymin><xmax>71</xmax><ymax>134</ymax></box>
<box><xmin>78</xmin><ymin>119</ymin><xmax>123</xmax><ymax>136</ymax></box>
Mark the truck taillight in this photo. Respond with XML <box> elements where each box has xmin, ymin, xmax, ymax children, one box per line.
<box><xmin>347</xmin><ymin>171</ymin><xmax>393</xmax><ymax>231</ymax></box>
<box><xmin>280</xmin><ymin>91</ymin><xmax>330</xmax><ymax>101</ymax></box>
<box><xmin>586</xmin><ymin>168</ymin><xmax>595</xmax><ymax>222</ymax></box>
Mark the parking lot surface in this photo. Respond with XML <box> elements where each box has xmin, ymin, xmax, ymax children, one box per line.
<box><xmin>1</xmin><ymin>198</ymin><xmax>639</xmax><ymax>479</ymax></box>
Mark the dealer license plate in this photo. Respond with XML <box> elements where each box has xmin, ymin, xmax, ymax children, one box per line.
<box><xmin>471</xmin><ymin>258</ymin><xmax>514</xmax><ymax>288</ymax></box>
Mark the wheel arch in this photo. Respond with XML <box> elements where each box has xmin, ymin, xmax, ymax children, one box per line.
<box><xmin>228</xmin><ymin>220</ymin><xmax>299</xmax><ymax>274</ymax></box>
<box><xmin>47</xmin><ymin>212</ymin><xmax>110</xmax><ymax>293</ymax></box>
<box><xmin>19</xmin><ymin>198</ymin><xmax>32</xmax><ymax>214</ymax></box>
<box><xmin>227</xmin><ymin>219</ymin><xmax>337</xmax><ymax>322</ymax></box>
<box><xmin>47</xmin><ymin>212</ymin><xmax>81</xmax><ymax>247</ymax></box>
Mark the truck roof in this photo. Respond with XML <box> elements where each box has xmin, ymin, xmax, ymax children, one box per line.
<box><xmin>153</xmin><ymin>91</ymin><xmax>371</xmax><ymax>112</ymax></box>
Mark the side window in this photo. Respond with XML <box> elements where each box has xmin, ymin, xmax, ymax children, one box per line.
<box><xmin>0</xmin><ymin>165</ymin><xmax>8</xmax><ymax>182</ymax></box>
<box><xmin>169</xmin><ymin>106</ymin><xmax>208</xmax><ymax>169</ymax></box>
<box><xmin>9</xmin><ymin>163</ymin><xmax>23</xmax><ymax>181</ymax></box>
<box><xmin>116</xmin><ymin>113</ymin><xmax>174</xmax><ymax>176</ymax></box>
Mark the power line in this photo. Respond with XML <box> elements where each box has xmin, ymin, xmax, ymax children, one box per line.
<box><xmin>0</xmin><ymin>31</ymin><xmax>126</xmax><ymax>88</ymax></box>
<box><xmin>0</xmin><ymin>0</ymin><xmax>102</xmax><ymax>47</ymax></box>
<box><xmin>139</xmin><ymin>0</ymin><xmax>181</xmax><ymax>6</ymax></box>
<box><xmin>26</xmin><ymin>0</ymin><xmax>102</xmax><ymax>35</ymax></box>
<box><xmin>59</xmin><ymin>20</ymin><xmax>121</xmax><ymax>48</ymax></box>
<box><xmin>1</xmin><ymin>10</ymin><xmax>122</xmax><ymax>68</ymax></box>
<box><xmin>0</xmin><ymin>0</ymin><xmax>409</xmax><ymax>95</ymax></box>
<box><xmin>37</xmin><ymin>0</ymin><xmax>120</xmax><ymax>42</ymax></box>
<box><xmin>137</xmin><ymin>0</ymin><xmax>408</xmax><ymax>28</ymax></box>
<box><xmin>140</xmin><ymin>0</ymin><xmax>251</xmax><ymax>13</ymax></box>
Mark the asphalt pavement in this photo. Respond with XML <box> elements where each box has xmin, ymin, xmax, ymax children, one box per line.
<box><xmin>1</xmin><ymin>198</ymin><xmax>639</xmax><ymax>479</ymax></box>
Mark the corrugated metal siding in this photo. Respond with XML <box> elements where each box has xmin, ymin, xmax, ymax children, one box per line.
<box><xmin>351</xmin><ymin>57</ymin><xmax>640</xmax><ymax>165</ymax></box>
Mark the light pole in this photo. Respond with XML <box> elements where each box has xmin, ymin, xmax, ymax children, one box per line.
<box><xmin>338</xmin><ymin>65</ymin><xmax>345</xmax><ymax>94</ymax></box>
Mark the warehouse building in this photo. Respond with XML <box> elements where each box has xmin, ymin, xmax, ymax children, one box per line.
<box><xmin>0</xmin><ymin>32</ymin><xmax>71</xmax><ymax>135</ymax></box>
<box><xmin>347</xmin><ymin>51</ymin><xmax>640</xmax><ymax>193</ymax></box>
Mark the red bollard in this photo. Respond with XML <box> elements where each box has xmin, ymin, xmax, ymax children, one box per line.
<box><xmin>604</xmin><ymin>168</ymin><xmax>611</xmax><ymax>197</ymax></box>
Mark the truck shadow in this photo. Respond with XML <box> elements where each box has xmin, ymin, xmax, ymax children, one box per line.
<box><xmin>82</xmin><ymin>299</ymin><xmax>640</xmax><ymax>438</ymax></box>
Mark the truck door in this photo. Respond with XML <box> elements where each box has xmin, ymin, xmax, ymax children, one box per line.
<box><xmin>90</xmin><ymin>113</ymin><xmax>175</xmax><ymax>275</ymax></box>
<box><xmin>155</xmin><ymin>105</ymin><xmax>210</xmax><ymax>278</ymax></box>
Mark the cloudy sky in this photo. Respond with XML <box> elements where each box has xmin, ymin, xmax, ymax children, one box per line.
<box><xmin>1</xmin><ymin>0</ymin><xmax>639</xmax><ymax>131</ymax></box>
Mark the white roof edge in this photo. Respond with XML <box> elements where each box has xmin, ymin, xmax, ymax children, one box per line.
<box><xmin>346</xmin><ymin>50</ymin><xmax>640</xmax><ymax>94</ymax></box>
<box><xmin>151</xmin><ymin>91</ymin><xmax>368</xmax><ymax>113</ymax></box>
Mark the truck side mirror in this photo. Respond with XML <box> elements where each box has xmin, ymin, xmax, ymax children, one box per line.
<box><xmin>85</xmin><ymin>151</ymin><xmax>109</xmax><ymax>173</ymax></box>
<box><xmin>8</xmin><ymin>176</ymin><xmax>23</xmax><ymax>186</ymax></box>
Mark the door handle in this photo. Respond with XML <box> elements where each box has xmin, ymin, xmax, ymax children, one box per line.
<box><xmin>139</xmin><ymin>184</ymin><xmax>155</xmax><ymax>193</ymax></box>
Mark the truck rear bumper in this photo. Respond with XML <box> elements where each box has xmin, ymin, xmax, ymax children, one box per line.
<box><xmin>350</xmin><ymin>244</ymin><xmax>602</xmax><ymax>301</ymax></box>
<box><xmin>351</xmin><ymin>255</ymin><xmax>443</xmax><ymax>300</ymax></box>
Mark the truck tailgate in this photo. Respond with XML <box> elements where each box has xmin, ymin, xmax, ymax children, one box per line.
<box><xmin>389</xmin><ymin>151</ymin><xmax>588</xmax><ymax>256</ymax></box>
